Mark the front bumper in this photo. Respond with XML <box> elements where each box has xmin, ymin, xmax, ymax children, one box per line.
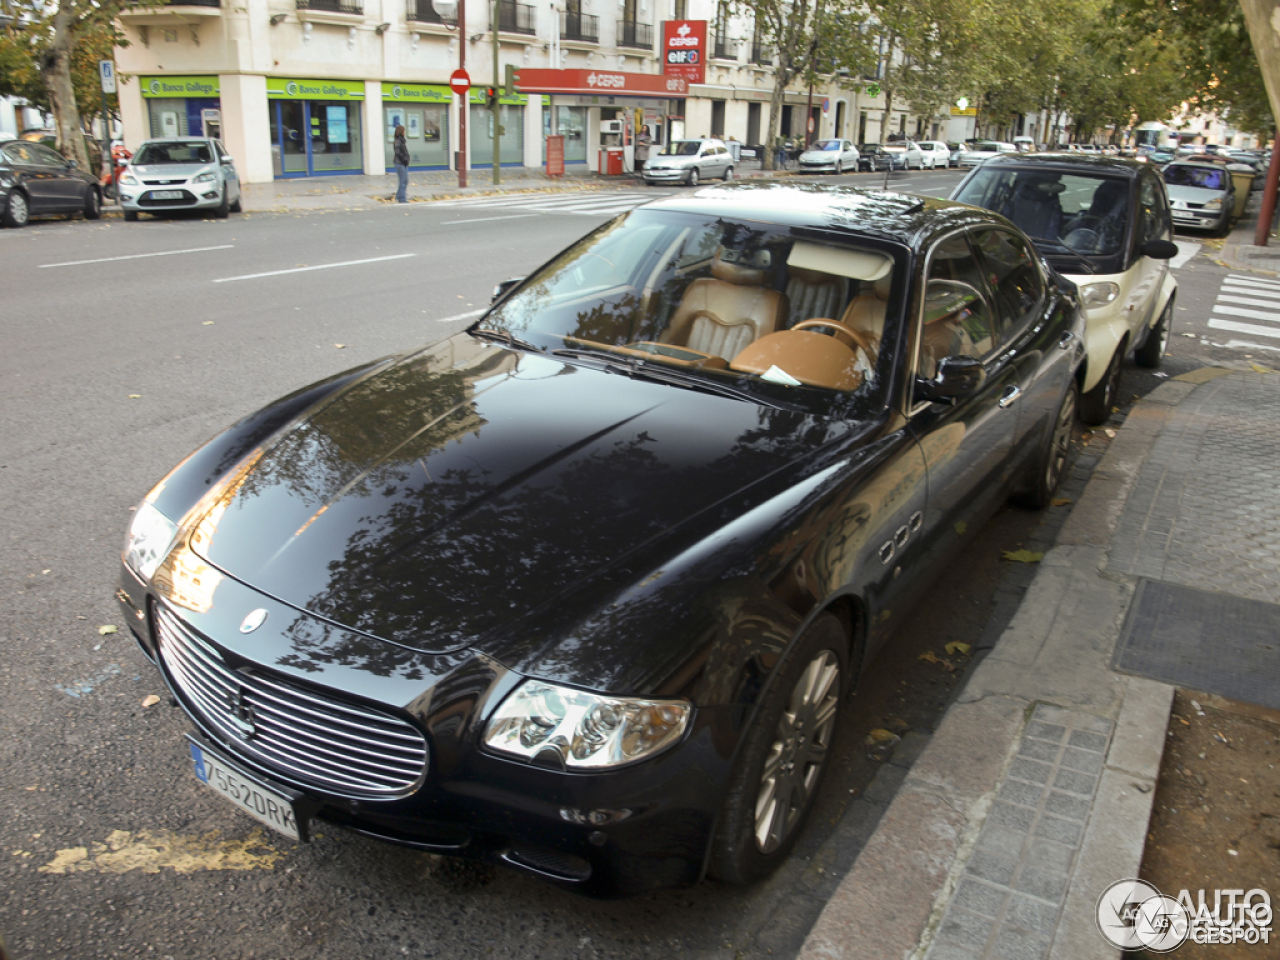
<box><xmin>642</xmin><ymin>168</ymin><xmax>693</xmax><ymax>183</ymax></box>
<box><xmin>1170</xmin><ymin>206</ymin><xmax>1226</xmax><ymax>230</ymax></box>
<box><xmin>118</xmin><ymin>571</ymin><xmax>727</xmax><ymax>898</ymax></box>
<box><xmin>119</xmin><ymin>183</ymin><xmax>225</xmax><ymax>212</ymax></box>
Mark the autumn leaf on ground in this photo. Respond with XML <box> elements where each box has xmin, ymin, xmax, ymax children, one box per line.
<box><xmin>1249</xmin><ymin>363</ymin><xmax>1273</xmax><ymax>374</ymax></box>
<box><xmin>141</xmin><ymin>695</ymin><xmax>160</xmax><ymax>708</ymax></box>
<box><xmin>919</xmin><ymin>651</ymin><xmax>943</xmax><ymax>664</ymax></box>
<box><xmin>944</xmin><ymin>641</ymin><xmax>972</xmax><ymax>656</ymax></box>
<box><xmin>866</xmin><ymin>728</ymin><xmax>898</xmax><ymax>744</ymax></box>
<box><xmin>128</xmin><ymin>394</ymin><xmax>142</xmax><ymax>399</ymax></box>
<box><xmin>1002</xmin><ymin>549</ymin><xmax>1044</xmax><ymax>563</ymax></box>
<box><xmin>1051</xmin><ymin>498</ymin><xmax>1072</xmax><ymax>507</ymax></box>
<box><xmin>954</xmin><ymin>521</ymin><xmax>967</xmax><ymax>536</ymax></box>
<box><xmin>98</xmin><ymin>625</ymin><xmax>118</xmax><ymax>636</ymax></box>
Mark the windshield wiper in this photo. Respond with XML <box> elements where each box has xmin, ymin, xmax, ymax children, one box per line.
<box><xmin>471</xmin><ymin>327</ymin><xmax>544</xmax><ymax>353</ymax></box>
<box><xmin>552</xmin><ymin>347</ymin><xmax>793</xmax><ymax>408</ymax></box>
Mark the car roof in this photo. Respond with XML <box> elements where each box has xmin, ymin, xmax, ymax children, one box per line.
<box><xmin>969</xmin><ymin>152</ymin><xmax>1144</xmax><ymax>178</ymax></box>
<box><xmin>640</xmin><ymin>181</ymin><xmax>995</xmax><ymax>247</ymax></box>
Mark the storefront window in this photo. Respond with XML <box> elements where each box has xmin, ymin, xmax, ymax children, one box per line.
<box><xmin>384</xmin><ymin>104</ymin><xmax>450</xmax><ymax>169</ymax></box>
<box><xmin>267</xmin><ymin>79</ymin><xmax>365</xmax><ymax>178</ymax></box>
<box><xmin>470</xmin><ymin>102</ymin><xmax>524</xmax><ymax>167</ymax></box>
<box><xmin>311</xmin><ymin>102</ymin><xmax>361</xmax><ymax>173</ymax></box>
<box><xmin>557</xmin><ymin>106</ymin><xmax>586</xmax><ymax>164</ymax></box>
<box><xmin>146</xmin><ymin>97</ymin><xmax>222</xmax><ymax>139</ymax></box>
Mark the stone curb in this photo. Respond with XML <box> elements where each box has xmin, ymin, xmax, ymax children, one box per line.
<box><xmin>794</xmin><ymin>371</ymin><xmax>1236</xmax><ymax>959</ymax></box>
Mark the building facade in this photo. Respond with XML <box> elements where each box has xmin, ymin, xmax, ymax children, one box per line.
<box><xmin>112</xmin><ymin>0</ymin><xmax>944</xmax><ymax>183</ymax></box>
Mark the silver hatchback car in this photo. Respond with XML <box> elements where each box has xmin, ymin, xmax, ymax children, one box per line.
<box><xmin>642</xmin><ymin>138</ymin><xmax>734</xmax><ymax>186</ymax></box>
<box><xmin>119</xmin><ymin>137</ymin><xmax>241</xmax><ymax>220</ymax></box>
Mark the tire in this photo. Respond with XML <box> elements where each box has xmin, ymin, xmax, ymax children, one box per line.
<box><xmin>687</xmin><ymin>167</ymin><xmax>700</xmax><ymax>187</ymax></box>
<box><xmin>1015</xmin><ymin>379</ymin><xmax>1077</xmax><ymax>509</ymax></box>
<box><xmin>104</xmin><ymin>182</ymin><xmax>116</xmax><ymax>200</ymax></box>
<box><xmin>1134</xmin><ymin>298</ymin><xmax>1173</xmax><ymax>368</ymax></box>
<box><xmin>833</xmin><ymin>160</ymin><xmax>842</xmax><ymax>175</ymax></box>
<box><xmin>84</xmin><ymin>187</ymin><xmax>101</xmax><ymax>220</ymax></box>
<box><xmin>214</xmin><ymin>188</ymin><xmax>230</xmax><ymax>218</ymax></box>
<box><xmin>229</xmin><ymin>189</ymin><xmax>242</xmax><ymax>214</ymax></box>
<box><xmin>710</xmin><ymin>613</ymin><xmax>847</xmax><ymax>885</ymax></box>
<box><xmin>123</xmin><ymin>210</ymin><xmax>139</xmax><ymax>222</ymax></box>
<box><xmin>723</xmin><ymin>165</ymin><xmax>733</xmax><ymax>181</ymax></box>
<box><xmin>2</xmin><ymin>190</ymin><xmax>30</xmax><ymax>228</ymax></box>
<box><xmin>1080</xmin><ymin>344</ymin><xmax>1123</xmax><ymax>425</ymax></box>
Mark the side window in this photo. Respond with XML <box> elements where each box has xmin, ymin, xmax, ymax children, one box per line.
<box><xmin>30</xmin><ymin>143</ymin><xmax>65</xmax><ymax>166</ymax></box>
<box><xmin>972</xmin><ymin>228</ymin><xmax>1045</xmax><ymax>344</ymax></box>
<box><xmin>1139</xmin><ymin>175</ymin><xmax>1171</xmax><ymax>244</ymax></box>
<box><xmin>918</xmin><ymin>234</ymin><xmax>996</xmax><ymax>378</ymax></box>
<box><xmin>3</xmin><ymin>144</ymin><xmax>31</xmax><ymax>164</ymax></box>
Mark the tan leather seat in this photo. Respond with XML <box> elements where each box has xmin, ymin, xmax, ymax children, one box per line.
<box><xmin>731</xmin><ymin>330</ymin><xmax>864</xmax><ymax>391</ymax></box>
<box><xmin>666</xmin><ymin>247</ymin><xmax>789</xmax><ymax>357</ymax></box>
<box><xmin>839</xmin><ymin>275</ymin><xmax>892</xmax><ymax>360</ymax></box>
<box><xmin>785</xmin><ymin>267</ymin><xmax>846</xmax><ymax>330</ymax></box>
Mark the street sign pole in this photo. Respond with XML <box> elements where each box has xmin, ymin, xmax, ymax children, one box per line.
<box><xmin>98</xmin><ymin>61</ymin><xmax>116</xmax><ymax>187</ymax></box>
<box><xmin>491</xmin><ymin>0</ymin><xmax>500</xmax><ymax>185</ymax></box>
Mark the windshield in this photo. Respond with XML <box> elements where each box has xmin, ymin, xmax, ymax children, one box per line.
<box><xmin>481</xmin><ymin>208</ymin><xmax>902</xmax><ymax>411</ymax></box>
<box><xmin>660</xmin><ymin>141</ymin><xmax>702</xmax><ymax>157</ymax></box>
<box><xmin>813</xmin><ymin>141</ymin><xmax>841</xmax><ymax>152</ymax></box>
<box><xmin>134</xmin><ymin>141</ymin><xmax>213</xmax><ymax>165</ymax></box>
<box><xmin>954</xmin><ymin>167</ymin><xmax>1132</xmax><ymax>258</ymax></box>
<box><xmin>1163</xmin><ymin>164</ymin><xmax>1227</xmax><ymax>190</ymax></box>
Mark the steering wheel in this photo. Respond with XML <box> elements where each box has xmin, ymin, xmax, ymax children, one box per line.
<box><xmin>1068</xmin><ymin>213</ymin><xmax>1104</xmax><ymax>233</ymax></box>
<box><xmin>793</xmin><ymin>319</ymin><xmax>877</xmax><ymax>365</ymax></box>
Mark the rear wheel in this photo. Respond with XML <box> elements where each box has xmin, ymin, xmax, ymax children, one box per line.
<box><xmin>710</xmin><ymin>613</ymin><xmax>847</xmax><ymax>885</ymax></box>
<box><xmin>2</xmin><ymin>190</ymin><xmax>29</xmax><ymax>228</ymax></box>
<box><xmin>723</xmin><ymin>165</ymin><xmax>734</xmax><ymax>181</ymax></box>
<box><xmin>1134</xmin><ymin>299</ymin><xmax>1173</xmax><ymax>368</ymax></box>
<box><xmin>834</xmin><ymin>160</ymin><xmax>842</xmax><ymax>175</ymax></box>
<box><xmin>1080</xmin><ymin>344</ymin><xmax>1123</xmax><ymax>425</ymax></box>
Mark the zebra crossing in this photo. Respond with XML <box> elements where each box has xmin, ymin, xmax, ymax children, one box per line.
<box><xmin>1207</xmin><ymin>274</ymin><xmax>1280</xmax><ymax>352</ymax></box>
<box><xmin>432</xmin><ymin>190</ymin><xmax>667</xmax><ymax>220</ymax></box>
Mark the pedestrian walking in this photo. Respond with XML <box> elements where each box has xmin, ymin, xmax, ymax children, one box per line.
<box><xmin>393</xmin><ymin>125</ymin><xmax>410</xmax><ymax>203</ymax></box>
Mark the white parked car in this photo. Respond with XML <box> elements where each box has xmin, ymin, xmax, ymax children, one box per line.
<box><xmin>951</xmin><ymin>154</ymin><xmax>1178</xmax><ymax>424</ymax></box>
<box><xmin>796</xmin><ymin>139</ymin><xmax>860</xmax><ymax>175</ymax></box>
<box><xmin>642</xmin><ymin>138</ymin><xmax>734</xmax><ymax>186</ymax></box>
<box><xmin>882</xmin><ymin>140</ymin><xmax>924</xmax><ymax>170</ymax></box>
<box><xmin>1162</xmin><ymin>160</ymin><xmax>1235</xmax><ymax>234</ymax></box>
<box><xmin>118</xmin><ymin>137</ymin><xmax>241</xmax><ymax>221</ymax></box>
<box><xmin>916</xmin><ymin>141</ymin><xmax>951</xmax><ymax>169</ymax></box>
<box><xmin>957</xmin><ymin>142</ymin><xmax>1018</xmax><ymax>168</ymax></box>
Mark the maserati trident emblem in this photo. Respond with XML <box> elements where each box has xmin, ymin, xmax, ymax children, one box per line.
<box><xmin>227</xmin><ymin>687</ymin><xmax>257</xmax><ymax>739</ymax></box>
<box><xmin>239</xmin><ymin>608</ymin><xmax>268</xmax><ymax>633</ymax></box>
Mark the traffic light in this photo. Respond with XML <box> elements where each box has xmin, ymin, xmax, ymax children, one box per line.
<box><xmin>485</xmin><ymin>86</ymin><xmax>497</xmax><ymax>109</ymax></box>
<box><xmin>504</xmin><ymin>63</ymin><xmax>518</xmax><ymax>97</ymax></box>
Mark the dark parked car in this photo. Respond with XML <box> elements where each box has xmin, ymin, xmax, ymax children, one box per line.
<box><xmin>951</xmin><ymin>153</ymin><xmax>1178</xmax><ymax>423</ymax></box>
<box><xmin>856</xmin><ymin>143</ymin><xmax>893</xmax><ymax>171</ymax></box>
<box><xmin>119</xmin><ymin>182</ymin><xmax>1084</xmax><ymax>898</ymax></box>
<box><xmin>0</xmin><ymin>138</ymin><xmax>103</xmax><ymax>227</ymax></box>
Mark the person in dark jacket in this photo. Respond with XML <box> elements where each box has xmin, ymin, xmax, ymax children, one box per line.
<box><xmin>393</xmin><ymin>125</ymin><xmax>410</xmax><ymax>203</ymax></box>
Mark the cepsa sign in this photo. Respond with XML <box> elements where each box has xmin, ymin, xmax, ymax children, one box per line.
<box><xmin>662</xmin><ymin>20</ymin><xmax>707</xmax><ymax>85</ymax></box>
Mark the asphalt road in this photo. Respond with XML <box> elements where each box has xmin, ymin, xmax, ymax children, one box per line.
<box><xmin>0</xmin><ymin>171</ymin><xmax>1240</xmax><ymax>960</ymax></box>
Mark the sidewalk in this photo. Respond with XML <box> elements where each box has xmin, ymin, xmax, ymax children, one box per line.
<box><xmin>798</xmin><ymin>214</ymin><xmax>1280</xmax><ymax>959</ymax></box>
<box><xmin>233</xmin><ymin>155</ymin><xmax>773</xmax><ymax>213</ymax></box>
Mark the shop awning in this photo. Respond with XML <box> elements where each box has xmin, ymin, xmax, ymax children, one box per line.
<box><xmin>512</xmin><ymin>69</ymin><xmax>688</xmax><ymax>98</ymax></box>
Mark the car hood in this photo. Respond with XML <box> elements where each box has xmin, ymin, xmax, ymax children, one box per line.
<box><xmin>800</xmin><ymin>150</ymin><xmax>839</xmax><ymax>160</ymax></box>
<box><xmin>188</xmin><ymin>336</ymin><xmax>855</xmax><ymax>656</ymax></box>
<box><xmin>1166</xmin><ymin>183</ymin><xmax>1227</xmax><ymax>202</ymax></box>
<box><xmin>647</xmin><ymin>155</ymin><xmax>698</xmax><ymax>167</ymax></box>
<box><xmin>129</xmin><ymin>163</ymin><xmax>215</xmax><ymax>180</ymax></box>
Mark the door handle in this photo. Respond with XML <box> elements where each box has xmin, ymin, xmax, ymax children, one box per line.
<box><xmin>1058</xmin><ymin>331</ymin><xmax>1077</xmax><ymax>350</ymax></box>
<box><xmin>999</xmin><ymin>385</ymin><xmax>1022</xmax><ymax>409</ymax></box>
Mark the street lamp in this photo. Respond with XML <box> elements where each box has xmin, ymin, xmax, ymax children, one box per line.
<box><xmin>432</xmin><ymin>0</ymin><xmax>467</xmax><ymax>188</ymax></box>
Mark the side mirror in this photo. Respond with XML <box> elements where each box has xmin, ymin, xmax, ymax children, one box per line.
<box><xmin>915</xmin><ymin>356</ymin><xmax>986</xmax><ymax>403</ymax></box>
<box><xmin>491</xmin><ymin>276</ymin><xmax>526</xmax><ymax>304</ymax></box>
<box><xmin>222</xmin><ymin>156</ymin><xmax>234</xmax><ymax>165</ymax></box>
<box><xmin>1140</xmin><ymin>239</ymin><xmax>1179</xmax><ymax>260</ymax></box>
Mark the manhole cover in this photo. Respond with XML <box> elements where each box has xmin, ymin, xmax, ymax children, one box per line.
<box><xmin>1113</xmin><ymin>580</ymin><xmax>1280</xmax><ymax>709</ymax></box>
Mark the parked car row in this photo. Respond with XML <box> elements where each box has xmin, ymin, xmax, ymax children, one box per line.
<box><xmin>0</xmin><ymin>134</ymin><xmax>242</xmax><ymax>227</ymax></box>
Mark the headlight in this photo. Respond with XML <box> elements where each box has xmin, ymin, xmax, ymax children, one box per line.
<box><xmin>123</xmin><ymin>501</ymin><xmax>179</xmax><ymax>581</ymax></box>
<box><xmin>1203</xmin><ymin>197</ymin><xmax>1223</xmax><ymax>210</ymax></box>
<box><xmin>194</xmin><ymin>171</ymin><xmax>217</xmax><ymax>183</ymax></box>
<box><xmin>484</xmin><ymin>680</ymin><xmax>691</xmax><ymax>769</ymax></box>
<box><xmin>120</xmin><ymin>174</ymin><xmax>138</xmax><ymax>185</ymax></box>
<box><xmin>1079</xmin><ymin>282</ymin><xmax>1120</xmax><ymax>308</ymax></box>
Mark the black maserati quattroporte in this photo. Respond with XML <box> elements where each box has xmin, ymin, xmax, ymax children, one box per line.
<box><xmin>118</xmin><ymin>182</ymin><xmax>1085</xmax><ymax>897</ymax></box>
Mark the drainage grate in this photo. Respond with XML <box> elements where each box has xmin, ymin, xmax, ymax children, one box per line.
<box><xmin>1112</xmin><ymin>579</ymin><xmax>1280</xmax><ymax>710</ymax></box>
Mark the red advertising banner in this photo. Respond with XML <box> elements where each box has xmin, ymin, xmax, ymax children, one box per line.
<box><xmin>546</xmin><ymin>135</ymin><xmax>565</xmax><ymax>178</ymax></box>
<box><xmin>662</xmin><ymin>20</ymin><xmax>707</xmax><ymax>85</ymax></box>
<box><xmin>512</xmin><ymin>68</ymin><xmax>689</xmax><ymax>97</ymax></box>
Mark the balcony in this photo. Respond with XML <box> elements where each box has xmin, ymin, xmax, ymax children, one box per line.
<box><xmin>750</xmin><ymin>42</ymin><xmax>771</xmax><ymax>65</ymax></box>
<box><xmin>120</xmin><ymin>0</ymin><xmax>223</xmax><ymax>24</ymax></box>
<box><xmin>618</xmin><ymin>19</ymin><xmax>651</xmax><ymax>49</ymax></box>
<box><xmin>497</xmin><ymin>0</ymin><xmax>536</xmax><ymax>35</ymax></box>
<box><xmin>560</xmin><ymin>11</ymin><xmax>598</xmax><ymax>43</ymax></box>
<box><xmin>407</xmin><ymin>0</ymin><xmax>449</xmax><ymax>24</ymax></box>
<box><xmin>713</xmin><ymin>38</ymin><xmax>734</xmax><ymax>60</ymax></box>
<box><xmin>296</xmin><ymin>0</ymin><xmax>363</xmax><ymax>12</ymax></box>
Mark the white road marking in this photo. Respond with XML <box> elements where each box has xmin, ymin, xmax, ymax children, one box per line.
<box><xmin>40</xmin><ymin>244</ymin><xmax>234</xmax><ymax>269</ymax></box>
<box><xmin>433</xmin><ymin>308</ymin><xmax>486</xmax><ymax>324</ymax></box>
<box><xmin>213</xmin><ymin>253</ymin><xmax>416</xmax><ymax>283</ymax></box>
<box><xmin>1225</xmin><ymin>273</ymin><xmax>1280</xmax><ymax>288</ymax></box>
<box><xmin>1219</xmin><ymin>293</ymin><xmax>1280</xmax><ymax>309</ymax></box>
<box><xmin>1211</xmin><ymin>304</ymin><xmax>1280</xmax><ymax>324</ymax></box>
<box><xmin>431</xmin><ymin>191</ymin><xmax>660</xmax><ymax>217</ymax></box>
<box><xmin>445</xmin><ymin>214</ymin><xmax>541</xmax><ymax>225</ymax></box>
<box><xmin>1206</xmin><ymin>317</ymin><xmax>1280</xmax><ymax>340</ymax></box>
<box><xmin>1169</xmin><ymin>241</ymin><xmax>1201</xmax><ymax>269</ymax></box>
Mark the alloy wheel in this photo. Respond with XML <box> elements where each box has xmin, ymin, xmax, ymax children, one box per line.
<box><xmin>753</xmin><ymin>650</ymin><xmax>840</xmax><ymax>853</ymax></box>
<box><xmin>1045</xmin><ymin>384</ymin><xmax>1076</xmax><ymax>493</ymax></box>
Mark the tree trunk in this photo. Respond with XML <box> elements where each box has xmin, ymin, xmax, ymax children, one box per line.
<box><xmin>1239</xmin><ymin>0</ymin><xmax>1280</xmax><ymax>123</ymax></box>
<box><xmin>765</xmin><ymin>80</ymin><xmax>787</xmax><ymax>171</ymax></box>
<box><xmin>38</xmin><ymin>0</ymin><xmax>89</xmax><ymax>171</ymax></box>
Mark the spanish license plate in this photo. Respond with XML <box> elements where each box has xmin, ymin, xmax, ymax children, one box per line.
<box><xmin>187</xmin><ymin>736</ymin><xmax>308</xmax><ymax>842</ymax></box>
<box><xmin>152</xmin><ymin>190</ymin><xmax>183</xmax><ymax>200</ymax></box>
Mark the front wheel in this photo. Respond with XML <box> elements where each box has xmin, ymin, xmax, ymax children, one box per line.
<box><xmin>84</xmin><ymin>187</ymin><xmax>101</xmax><ymax>220</ymax></box>
<box><xmin>710</xmin><ymin>613</ymin><xmax>847</xmax><ymax>885</ymax></box>
<box><xmin>123</xmin><ymin>210</ymin><xmax>139</xmax><ymax>222</ymax></box>
<box><xmin>1015</xmin><ymin>380</ymin><xmax>1077</xmax><ymax>509</ymax></box>
<box><xmin>1080</xmin><ymin>344</ymin><xmax>1123</xmax><ymax>425</ymax></box>
<box><xmin>834</xmin><ymin>160</ymin><xmax>842</xmax><ymax>176</ymax></box>
<box><xmin>2</xmin><ymin>190</ymin><xmax>29</xmax><ymax>228</ymax></box>
<box><xmin>214</xmin><ymin>188</ymin><xmax>230</xmax><ymax>219</ymax></box>
<box><xmin>687</xmin><ymin>167</ymin><xmax>700</xmax><ymax>187</ymax></box>
<box><xmin>1134</xmin><ymin>299</ymin><xmax>1173</xmax><ymax>368</ymax></box>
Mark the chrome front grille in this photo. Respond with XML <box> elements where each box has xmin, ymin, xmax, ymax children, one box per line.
<box><xmin>155</xmin><ymin>604</ymin><xmax>428</xmax><ymax>799</ymax></box>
